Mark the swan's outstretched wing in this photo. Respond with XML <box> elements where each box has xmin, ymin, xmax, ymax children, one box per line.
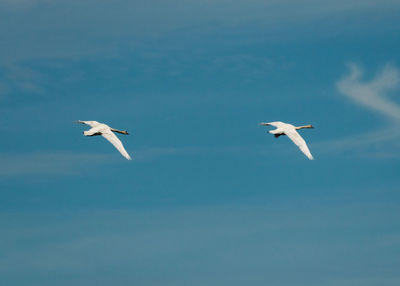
<box><xmin>259</xmin><ymin>121</ymin><xmax>285</xmax><ymax>128</ymax></box>
<box><xmin>101</xmin><ymin>130</ymin><xmax>132</xmax><ymax>160</ymax></box>
<box><xmin>77</xmin><ymin>120</ymin><xmax>101</xmax><ymax>128</ymax></box>
<box><xmin>285</xmin><ymin>129</ymin><xmax>314</xmax><ymax>160</ymax></box>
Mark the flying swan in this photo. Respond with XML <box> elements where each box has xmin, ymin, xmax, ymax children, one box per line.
<box><xmin>259</xmin><ymin>121</ymin><xmax>314</xmax><ymax>160</ymax></box>
<box><xmin>77</xmin><ymin>120</ymin><xmax>132</xmax><ymax>160</ymax></box>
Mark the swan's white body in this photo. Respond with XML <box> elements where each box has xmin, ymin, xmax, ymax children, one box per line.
<box><xmin>260</xmin><ymin>121</ymin><xmax>314</xmax><ymax>160</ymax></box>
<box><xmin>77</xmin><ymin>120</ymin><xmax>132</xmax><ymax>160</ymax></box>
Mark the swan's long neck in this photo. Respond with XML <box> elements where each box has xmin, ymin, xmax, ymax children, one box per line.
<box><xmin>295</xmin><ymin>125</ymin><xmax>313</xmax><ymax>130</ymax></box>
<box><xmin>111</xmin><ymin>128</ymin><xmax>129</xmax><ymax>135</ymax></box>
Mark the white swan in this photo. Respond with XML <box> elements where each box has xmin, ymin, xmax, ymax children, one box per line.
<box><xmin>77</xmin><ymin>120</ymin><xmax>132</xmax><ymax>160</ymax></box>
<box><xmin>259</xmin><ymin>121</ymin><xmax>314</xmax><ymax>160</ymax></box>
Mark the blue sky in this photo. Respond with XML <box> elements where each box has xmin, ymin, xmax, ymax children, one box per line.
<box><xmin>1</xmin><ymin>1</ymin><xmax>400</xmax><ymax>285</ymax></box>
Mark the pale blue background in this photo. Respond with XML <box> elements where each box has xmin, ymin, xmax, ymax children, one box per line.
<box><xmin>1</xmin><ymin>1</ymin><xmax>400</xmax><ymax>285</ymax></box>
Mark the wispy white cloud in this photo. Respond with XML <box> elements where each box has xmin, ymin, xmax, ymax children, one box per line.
<box><xmin>0</xmin><ymin>151</ymin><xmax>116</xmax><ymax>177</ymax></box>
<box><xmin>134</xmin><ymin>146</ymin><xmax>199</xmax><ymax>161</ymax></box>
<box><xmin>130</xmin><ymin>144</ymin><xmax>285</xmax><ymax>162</ymax></box>
<box><xmin>0</xmin><ymin>146</ymin><xmax>253</xmax><ymax>176</ymax></box>
<box><xmin>0</xmin><ymin>63</ymin><xmax>45</xmax><ymax>97</ymax></box>
<box><xmin>313</xmin><ymin>125</ymin><xmax>400</xmax><ymax>158</ymax></box>
<box><xmin>336</xmin><ymin>63</ymin><xmax>400</xmax><ymax>120</ymax></box>
<box><xmin>1</xmin><ymin>197</ymin><xmax>399</xmax><ymax>285</ymax></box>
<box><xmin>0</xmin><ymin>0</ymin><xmax>399</xmax><ymax>62</ymax></box>
<box><xmin>315</xmin><ymin>63</ymin><xmax>400</xmax><ymax>158</ymax></box>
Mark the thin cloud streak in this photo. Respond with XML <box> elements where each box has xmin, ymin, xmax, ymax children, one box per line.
<box><xmin>1</xmin><ymin>0</ymin><xmax>399</xmax><ymax>62</ymax></box>
<box><xmin>0</xmin><ymin>145</ymin><xmax>275</xmax><ymax>177</ymax></box>
<box><xmin>1</xmin><ymin>197</ymin><xmax>399</xmax><ymax>285</ymax></box>
<box><xmin>315</xmin><ymin>63</ymin><xmax>400</xmax><ymax>158</ymax></box>
<box><xmin>314</xmin><ymin>125</ymin><xmax>400</xmax><ymax>158</ymax></box>
<box><xmin>336</xmin><ymin>63</ymin><xmax>400</xmax><ymax>120</ymax></box>
<box><xmin>0</xmin><ymin>151</ymin><xmax>116</xmax><ymax>177</ymax></box>
<box><xmin>0</xmin><ymin>63</ymin><xmax>45</xmax><ymax>96</ymax></box>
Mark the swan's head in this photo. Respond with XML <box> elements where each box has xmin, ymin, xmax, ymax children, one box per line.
<box><xmin>303</xmin><ymin>124</ymin><xmax>314</xmax><ymax>129</ymax></box>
